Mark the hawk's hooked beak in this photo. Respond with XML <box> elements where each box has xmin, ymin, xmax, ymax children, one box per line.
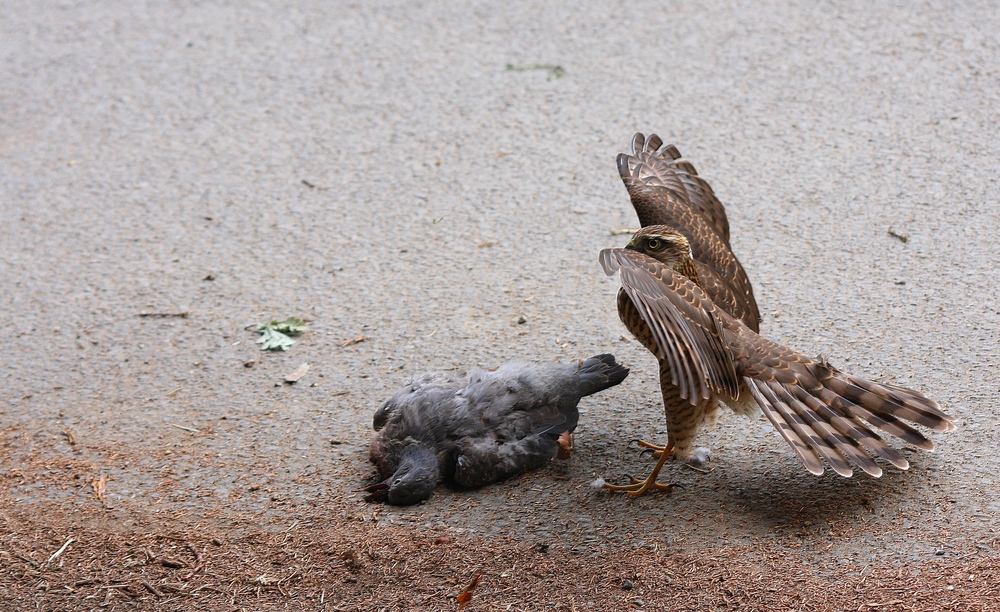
<box><xmin>625</xmin><ymin>239</ymin><xmax>635</xmax><ymax>249</ymax></box>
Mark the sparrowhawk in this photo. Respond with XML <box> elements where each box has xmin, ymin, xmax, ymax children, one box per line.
<box><xmin>601</xmin><ymin>134</ymin><xmax>954</xmax><ymax>496</ymax></box>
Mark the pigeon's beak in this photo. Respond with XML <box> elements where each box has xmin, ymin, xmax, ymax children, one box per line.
<box><xmin>362</xmin><ymin>479</ymin><xmax>390</xmax><ymax>503</ymax></box>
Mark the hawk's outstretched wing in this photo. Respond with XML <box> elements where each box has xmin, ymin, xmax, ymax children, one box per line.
<box><xmin>600</xmin><ymin>248</ymin><xmax>739</xmax><ymax>404</ymax></box>
<box><xmin>619</xmin><ymin>133</ymin><xmax>731</xmax><ymax>242</ymax></box>
<box><xmin>617</xmin><ymin>133</ymin><xmax>761</xmax><ymax>332</ymax></box>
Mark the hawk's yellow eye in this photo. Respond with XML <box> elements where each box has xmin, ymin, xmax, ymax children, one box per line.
<box><xmin>647</xmin><ymin>239</ymin><xmax>660</xmax><ymax>250</ymax></box>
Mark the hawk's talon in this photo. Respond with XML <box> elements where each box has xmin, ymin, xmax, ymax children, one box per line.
<box><xmin>631</xmin><ymin>439</ymin><xmax>671</xmax><ymax>459</ymax></box>
<box><xmin>603</xmin><ymin>478</ymin><xmax>681</xmax><ymax>496</ymax></box>
<box><xmin>604</xmin><ymin>441</ymin><xmax>676</xmax><ymax>497</ymax></box>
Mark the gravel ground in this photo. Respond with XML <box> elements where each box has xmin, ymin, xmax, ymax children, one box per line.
<box><xmin>2</xmin><ymin>1</ymin><xmax>999</xmax><ymax>609</ymax></box>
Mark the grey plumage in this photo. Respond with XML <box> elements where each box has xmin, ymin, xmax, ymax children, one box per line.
<box><xmin>365</xmin><ymin>354</ymin><xmax>629</xmax><ymax>505</ymax></box>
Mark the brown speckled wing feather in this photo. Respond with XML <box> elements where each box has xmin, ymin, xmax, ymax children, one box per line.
<box><xmin>620</xmin><ymin>133</ymin><xmax>732</xmax><ymax>242</ymax></box>
<box><xmin>600</xmin><ymin>248</ymin><xmax>739</xmax><ymax>404</ymax></box>
<box><xmin>617</xmin><ymin>133</ymin><xmax>761</xmax><ymax>331</ymax></box>
<box><xmin>693</xmin><ymin>261</ymin><xmax>760</xmax><ymax>330</ymax></box>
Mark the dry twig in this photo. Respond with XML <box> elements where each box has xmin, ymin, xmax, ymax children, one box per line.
<box><xmin>45</xmin><ymin>537</ymin><xmax>75</xmax><ymax>565</ymax></box>
<box><xmin>91</xmin><ymin>474</ymin><xmax>109</xmax><ymax>508</ymax></box>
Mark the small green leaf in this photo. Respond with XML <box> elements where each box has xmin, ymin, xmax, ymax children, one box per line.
<box><xmin>264</xmin><ymin>317</ymin><xmax>307</xmax><ymax>335</ymax></box>
<box><xmin>254</xmin><ymin>317</ymin><xmax>307</xmax><ymax>351</ymax></box>
<box><xmin>256</xmin><ymin>327</ymin><xmax>295</xmax><ymax>351</ymax></box>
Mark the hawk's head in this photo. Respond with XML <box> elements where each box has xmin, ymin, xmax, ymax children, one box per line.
<box><xmin>625</xmin><ymin>225</ymin><xmax>693</xmax><ymax>268</ymax></box>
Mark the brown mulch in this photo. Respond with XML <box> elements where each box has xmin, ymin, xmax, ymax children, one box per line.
<box><xmin>1</xmin><ymin>427</ymin><xmax>997</xmax><ymax>611</ymax></box>
<box><xmin>1</xmin><ymin>499</ymin><xmax>997</xmax><ymax>612</ymax></box>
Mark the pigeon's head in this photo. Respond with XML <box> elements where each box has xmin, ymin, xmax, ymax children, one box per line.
<box><xmin>626</xmin><ymin>226</ymin><xmax>692</xmax><ymax>268</ymax></box>
<box><xmin>364</xmin><ymin>444</ymin><xmax>439</xmax><ymax>506</ymax></box>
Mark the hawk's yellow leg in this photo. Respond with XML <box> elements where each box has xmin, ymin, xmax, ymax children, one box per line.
<box><xmin>603</xmin><ymin>441</ymin><xmax>679</xmax><ymax>497</ymax></box>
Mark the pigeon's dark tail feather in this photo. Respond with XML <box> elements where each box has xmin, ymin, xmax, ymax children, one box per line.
<box><xmin>746</xmin><ymin>360</ymin><xmax>955</xmax><ymax>479</ymax></box>
<box><xmin>574</xmin><ymin>354</ymin><xmax>630</xmax><ymax>397</ymax></box>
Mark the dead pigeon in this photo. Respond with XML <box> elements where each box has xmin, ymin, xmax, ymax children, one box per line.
<box><xmin>365</xmin><ymin>354</ymin><xmax>629</xmax><ymax>505</ymax></box>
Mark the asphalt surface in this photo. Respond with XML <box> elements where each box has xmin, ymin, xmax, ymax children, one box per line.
<box><xmin>2</xmin><ymin>0</ymin><xmax>999</xmax><ymax>571</ymax></box>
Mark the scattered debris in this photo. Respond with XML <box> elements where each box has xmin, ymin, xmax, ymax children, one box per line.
<box><xmin>517</xmin><ymin>315</ymin><xmax>527</xmax><ymax>324</ymax></box>
<box><xmin>610</xmin><ymin>227</ymin><xmax>640</xmax><ymax>235</ymax></box>
<box><xmin>45</xmin><ymin>537</ymin><xmax>75</xmax><ymax>566</ymax></box>
<box><xmin>138</xmin><ymin>311</ymin><xmax>190</xmax><ymax>318</ymax></box>
<box><xmin>284</xmin><ymin>363</ymin><xmax>310</xmax><ymax>383</ymax></box>
<box><xmin>243</xmin><ymin>360</ymin><xmax>257</xmax><ymax>368</ymax></box>
<box><xmin>680</xmin><ymin>462</ymin><xmax>714</xmax><ymax>474</ymax></box>
<box><xmin>183</xmin><ymin>541</ymin><xmax>205</xmax><ymax>578</ymax></box>
<box><xmin>203</xmin><ymin>273</ymin><xmax>215</xmax><ymax>281</ymax></box>
<box><xmin>165</xmin><ymin>387</ymin><xmax>182</xmax><ymax>397</ymax></box>
<box><xmin>506</xmin><ymin>63</ymin><xmax>565</xmax><ymax>80</ymax></box>
<box><xmin>256</xmin><ymin>317</ymin><xmax>308</xmax><ymax>351</ymax></box>
<box><xmin>62</xmin><ymin>429</ymin><xmax>77</xmax><ymax>446</ymax></box>
<box><xmin>168</xmin><ymin>423</ymin><xmax>200</xmax><ymax>433</ymax></box>
<box><xmin>341</xmin><ymin>336</ymin><xmax>366</xmax><ymax>347</ymax></box>
<box><xmin>142</xmin><ymin>582</ymin><xmax>163</xmax><ymax>598</ymax></box>
<box><xmin>477</xmin><ymin>241</ymin><xmax>496</xmax><ymax>248</ymax></box>
<box><xmin>161</xmin><ymin>557</ymin><xmax>186</xmax><ymax>569</ymax></box>
<box><xmin>887</xmin><ymin>228</ymin><xmax>909</xmax><ymax>243</ymax></box>
<box><xmin>92</xmin><ymin>474</ymin><xmax>109</xmax><ymax>508</ymax></box>
<box><xmin>456</xmin><ymin>572</ymin><xmax>482</xmax><ymax>610</ymax></box>
<box><xmin>340</xmin><ymin>550</ymin><xmax>362</xmax><ymax>569</ymax></box>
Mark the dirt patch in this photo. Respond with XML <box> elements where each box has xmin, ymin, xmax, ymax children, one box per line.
<box><xmin>2</xmin><ymin>437</ymin><xmax>997</xmax><ymax>612</ymax></box>
<box><xmin>2</xmin><ymin>501</ymin><xmax>997</xmax><ymax>611</ymax></box>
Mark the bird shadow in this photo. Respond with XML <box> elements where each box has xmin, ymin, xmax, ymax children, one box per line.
<box><xmin>580</xmin><ymin>432</ymin><xmax>936</xmax><ymax>537</ymax></box>
<box><xmin>676</xmin><ymin>448</ymin><xmax>936</xmax><ymax>535</ymax></box>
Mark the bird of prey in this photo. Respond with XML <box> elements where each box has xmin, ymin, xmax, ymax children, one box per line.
<box><xmin>601</xmin><ymin>134</ymin><xmax>955</xmax><ymax>496</ymax></box>
<box><xmin>365</xmin><ymin>354</ymin><xmax>629</xmax><ymax>505</ymax></box>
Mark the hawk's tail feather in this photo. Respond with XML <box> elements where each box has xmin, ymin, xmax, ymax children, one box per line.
<box><xmin>745</xmin><ymin>378</ymin><xmax>825</xmax><ymax>476</ymax></box>
<box><xmin>823</xmin><ymin>371</ymin><xmax>954</xmax><ymax>431</ymax></box>
<box><xmin>747</xmin><ymin>362</ymin><xmax>952</xmax><ymax>478</ymax></box>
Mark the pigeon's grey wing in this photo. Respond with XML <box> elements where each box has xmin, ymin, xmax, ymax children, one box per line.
<box><xmin>459</xmin><ymin>369</ymin><xmax>572</xmax><ymax>437</ymax></box>
<box><xmin>372</xmin><ymin>398</ymin><xmax>398</xmax><ymax>432</ymax></box>
<box><xmin>451</xmin><ymin>433</ymin><xmax>560</xmax><ymax>489</ymax></box>
<box><xmin>370</xmin><ymin>372</ymin><xmax>466</xmax><ymax>475</ymax></box>
<box><xmin>373</xmin><ymin>372</ymin><xmax>465</xmax><ymax>432</ymax></box>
